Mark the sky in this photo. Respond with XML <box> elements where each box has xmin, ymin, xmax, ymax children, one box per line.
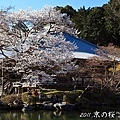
<box><xmin>0</xmin><ymin>0</ymin><xmax>110</xmax><ymax>11</ymax></box>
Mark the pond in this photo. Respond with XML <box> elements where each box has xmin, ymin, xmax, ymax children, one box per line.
<box><xmin>0</xmin><ymin>109</ymin><xmax>120</xmax><ymax>120</ymax></box>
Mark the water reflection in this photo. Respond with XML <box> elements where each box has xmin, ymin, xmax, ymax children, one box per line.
<box><xmin>0</xmin><ymin>110</ymin><xmax>119</xmax><ymax>120</ymax></box>
<box><xmin>0</xmin><ymin>110</ymin><xmax>80</xmax><ymax>120</ymax></box>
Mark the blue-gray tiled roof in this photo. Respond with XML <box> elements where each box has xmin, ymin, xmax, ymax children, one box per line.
<box><xmin>64</xmin><ymin>33</ymin><xmax>99</xmax><ymax>55</ymax></box>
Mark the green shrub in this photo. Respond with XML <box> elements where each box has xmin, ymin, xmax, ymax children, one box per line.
<box><xmin>64</xmin><ymin>90</ymin><xmax>83</xmax><ymax>104</ymax></box>
<box><xmin>69</xmin><ymin>90</ymin><xmax>83</xmax><ymax>95</ymax></box>
<box><xmin>76</xmin><ymin>96</ymin><xmax>90</xmax><ymax>108</ymax></box>
<box><xmin>1</xmin><ymin>94</ymin><xmax>22</xmax><ymax>104</ymax></box>
<box><xmin>66</xmin><ymin>93</ymin><xmax>76</xmax><ymax>104</ymax></box>
<box><xmin>22</xmin><ymin>92</ymin><xmax>29</xmax><ymax>104</ymax></box>
<box><xmin>22</xmin><ymin>92</ymin><xmax>38</xmax><ymax>104</ymax></box>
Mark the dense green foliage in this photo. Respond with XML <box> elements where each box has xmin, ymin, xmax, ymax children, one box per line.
<box><xmin>56</xmin><ymin>0</ymin><xmax>120</xmax><ymax>46</ymax></box>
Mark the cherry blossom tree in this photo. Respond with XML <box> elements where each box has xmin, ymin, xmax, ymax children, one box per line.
<box><xmin>0</xmin><ymin>6</ymin><xmax>77</xmax><ymax>84</ymax></box>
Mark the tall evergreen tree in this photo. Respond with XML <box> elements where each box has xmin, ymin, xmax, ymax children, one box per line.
<box><xmin>56</xmin><ymin>2</ymin><xmax>120</xmax><ymax>46</ymax></box>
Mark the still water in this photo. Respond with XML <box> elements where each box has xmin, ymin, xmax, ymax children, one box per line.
<box><xmin>0</xmin><ymin>109</ymin><xmax>119</xmax><ymax>120</ymax></box>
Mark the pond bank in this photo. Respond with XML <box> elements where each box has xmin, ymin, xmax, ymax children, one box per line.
<box><xmin>0</xmin><ymin>100</ymin><xmax>119</xmax><ymax>112</ymax></box>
